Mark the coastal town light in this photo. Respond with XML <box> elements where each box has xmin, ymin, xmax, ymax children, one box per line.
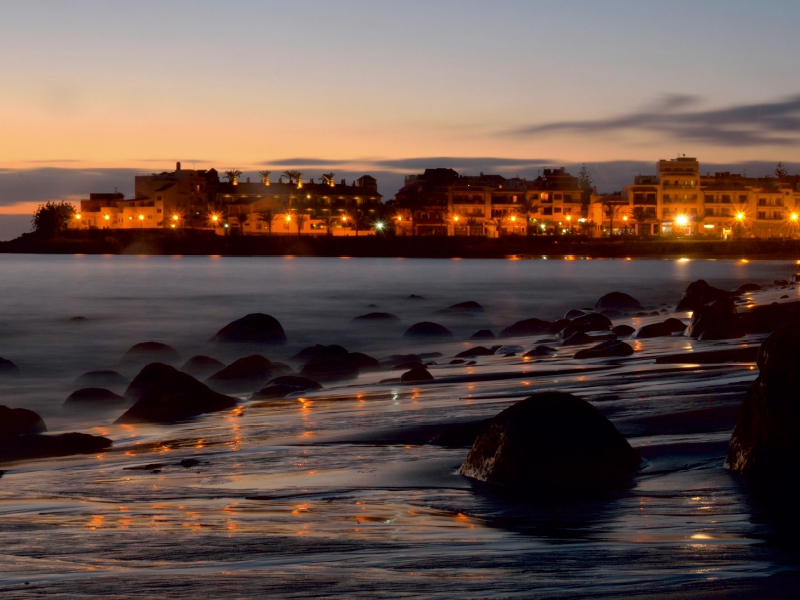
<box><xmin>675</xmin><ymin>215</ymin><xmax>689</xmax><ymax>226</ymax></box>
<box><xmin>104</xmin><ymin>214</ymin><xmax>109</xmax><ymax>221</ymax></box>
<box><xmin>736</xmin><ymin>212</ymin><xmax>746</xmax><ymax>221</ymax></box>
<box><xmin>791</xmin><ymin>213</ymin><xmax>799</xmax><ymax>222</ymax></box>
<box><xmin>75</xmin><ymin>213</ymin><xmax>81</xmax><ymax>220</ymax></box>
<box><xmin>172</xmin><ymin>214</ymin><xmax>179</xmax><ymax>221</ymax></box>
<box><xmin>138</xmin><ymin>214</ymin><xmax>144</xmax><ymax>221</ymax></box>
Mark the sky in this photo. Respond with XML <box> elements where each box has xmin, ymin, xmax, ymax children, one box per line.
<box><xmin>1</xmin><ymin>0</ymin><xmax>800</xmax><ymax>238</ymax></box>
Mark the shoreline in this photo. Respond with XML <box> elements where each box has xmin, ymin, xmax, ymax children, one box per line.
<box><xmin>4</xmin><ymin>230</ymin><xmax>800</xmax><ymax>259</ymax></box>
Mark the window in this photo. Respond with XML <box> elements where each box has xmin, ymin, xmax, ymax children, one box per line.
<box><xmin>157</xmin><ymin>208</ymin><xmax>162</xmax><ymax>213</ymax></box>
<box><xmin>563</xmin><ymin>194</ymin><xmax>572</xmax><ymax>201</ymax></box>
<box><xmin>721</xmin><ymin>208</ymin><xmax>730</xmax><ymax>216</ymax></box>
<box><xmin>758</xmin><ymin>211</ymin><xmax>766</xmax><ymax>219</ymax></box>
<box><xmin>554</xmin><ymin>194</ymin><xmax>562</xmax><ymax>200</ymax></box>
<box><xmin>554</xmin><ymin>207</ymin><xmax>562</xmax><ymax>213</ymax></box>
<box><xmin>543</xmin><ymin>207</ymin><xmax>553</xmax><ymax>215</ymax></box>
<box><xmin>157</xmin><ymin>196</ymin><xmax>162</xmax><ymax>201</ymax></box>
<box><xmin>739</xmin><ymin>195</ymin><xmax>748</xmax><ymax>202</ymax></box>
<box><xmin>704</xmin><ymin>195</ymin><xmax>713</xmax><ymax>201</ymax></box>
<box><xmin>722</xmin><ymin>195</ymin><xmax>731</xmax><ymax>202</ymax></box>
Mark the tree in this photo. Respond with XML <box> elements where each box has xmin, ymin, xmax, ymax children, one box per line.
<box><xmin>488</xmin><ymin>215</ymin><xmax>506</xmax><ymax>237</ymax></box>
<box><xmin>31</xmin><ymin>201</ymin><xmax>75</xmax><ymax>238</ymax></box>
<box><xmin>258</xmin><ymin>170</ymin><xmax>271</xmax><ymax>185</ymax></box>
<box><xmin>255</xmin><ymin>208</ymin><xmax>275</xmax><ymax>233</ymax></box>
<box><xmin>228</xmin><ymin>212</ymin><xmax>248</xmax><ymax>234</ymax></box>
<box><xmin>351</xmin><ymin>209</ymin><xmax>368</xmax><ymax>237</ymax></box>
<box><xmin>224</xmin><ymin>169</ymin><xmax>242</xmax><ymax>184</ymax></box>
<box><xmin>466</xmin><ymin>216</ymin><xmax>480</xmax><ymax>236</ymax></box>
<box><xmin>630</xmin><ymin>206</ymin><xmax>647</xmax><ymax>236</ymax></box>
<box><xmin>601</xmin><ymin>200</ymin><xmax>624</xmax><ymax>237</ymax></box>
<box><xmin>321</xmin><ymin>172</ymin><xmax>335</xmax><ymax>186</ymax></box>
<box><xmin>517</xmin><ymin>197</ymin><xmax>537</xmax><ymax>236</ymax></box>
<box><xmin>320</xmin><ymin>214</ymin><xmax>337</xmax><ymax>236</ymax></box>
<box><xmin>578</xmin><ymin>164</ymin><xmax>594</xmax><ymax>216</ymax></box>
<box><xmin>282</xmin><ymin>170</ymin><xmax>303</xmax><ymax>186</ymax></box>
<box><xmin>775</xmin><ymin>162</ymin><xmax>789</xmax><ymax>180</ymax></box>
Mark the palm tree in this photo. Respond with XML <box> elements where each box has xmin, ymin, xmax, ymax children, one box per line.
<box><xmin>466</xmin><ymin>216</ymin><xmax>480</xmax><ymax>236</ymax></box>
<box><xmin>517</xmin><ymin>197</ymin><xmax>537</xmax><ymax>236</ymax></box>
<box><xmin>224</xmin><ymin>169</ymin><xmax>242</xmax><ymax>185</ymax></box>
<box><xmin>228</xmin><ymin>212</ymin><xmax>248</xmax><ymax>234</ymax></box>
<box><xmin>601</xmin><ymin>200</ymin><xmax>624</xmax><ymax>237</ymax></box>
<box><xmin>320</xmin><ymin>214</ymin><xmax>337</xmax><ymax>236</ymax></box>
<box><xmin>258</xmin><ymin>170</ymin><xmax>271</xmax><ymax>185</ymax></box>
<box><xmin>255</xmin><ymin>208</ymin><xmax>275</xmax><ymax>233</ymax></box>
<box><xmin>321</xmin><ymin>173</ymin><xmax>335</xmax><ymax>186</ymax></box>
<box><xmin>293</xmin><ymin>211</ymin><xmax>308</xmax><ymax>235</ymax></box>
<box><xmin>488</xmin><ymin>215</ymin><xmax>506</xmax><ymax>237</ymax></box>
<box><xmin>282</xmin><ymin>170</ymin><xmax>303</xmax><ymax>187</ymax></box>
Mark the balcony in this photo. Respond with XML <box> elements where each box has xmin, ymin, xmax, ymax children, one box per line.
<box><xmin>662</xmin><ymin>184</ymin><xmax>697</xmax><ymax>189</ymax></box>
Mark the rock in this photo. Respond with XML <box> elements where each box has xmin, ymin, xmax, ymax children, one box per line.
<box><xmin>74</xmin><ymin>370</ymin><xmax>128</xmax><ymax>388</ymax></box>
<box><xmin>299</xmin><ymin>346</ymin><xmax>366</xmax><ymax>382</ymax></box>
<box><xmin>116</xmin><ymin>366</ymin><xmax>237</xmax><ymax>424</ymax></box>
<box><xmin>727</xmin><ymin>323</ymin><xmax>800</xmax><ymax>479</ymax></box>
<box><xmin>0</xmin><ymin>405</ymin><xmax>111</xmax><ymax>462</ymax></box>
<box><xmin>288</xmin><ymin>345</ymin><xmax>327</xmax><ymax>364</ymax></box>
<box><xmin>494</xmin><ymin>345</ymin><xmax>524</xmax><ymax>355</ymax></box>
<box><xmin>499</xmin><ymin>318</ymin><xmax>551</xmax><ymax>338</ymax></box>
<box><xmin>69</xmin><ymin>316</ymin><xmax>88</xmax><ymax>322</ymax></box>
<box><xmin>564</xmin><ymin>309</ymin><xmax>590</xmax><ymax>320</ymax></box>
<box><xmin>64</xmin><ymin>388</ymin><xmax>128</xmax><ymax>407</ymax></box>
<box><xmin>687</xmin><ymin>298</ymin><xmax>739</xmax><ymax>339</ymax></box>
<box><xmin>125</xmin><ymin>363</ymin><xmax>178</xmax><ymax>400</ymax></box>
<box><xmin>419</xmin><ymin>352</ymin><xmax>442</xmax><ymax>359</ymax></box>
<box><xmin>662</xmin><ymin>318</ymin><xmax>688</xmax><ymax>333</ymax></box>
<box><xmin>380</xmin><ymin>354</ymin><xmax>422</xmax><ymax>368</ymax></box>
<box><xmin>449</xmin><ymin>359</ymin><xmax>465</xmax><ymax>364</ymax></box>
<box><xmin>738</xmin><ymin>302</ymin><xmax>800</xmax><ymax>335</ymax></box>
<box><xmin>466</xmin><ymin>360</ymin><xmax>476</xmax><ymax>365</ymax></box>
<box><xmin>400</xmin><ymin>366</ymin><xmax>434</xmax><ymax>382</ymax></box>
<box><xmin>611</xmin><ymin>325</ymin><xmax>636</xmax><ymax>336</ymax></box>
<box><xmin>121</xmin><ymin>342</ymin><xmax>181</xmax><ymax>366</ymax></box>
<box><xmin>0</xmin><ymin>406</ymin><xmax>46</xmax><ymax>438</ymax></box>
<box><xmin>698</xmin><ymin>328</ymin><xmax>746</xmax><ymax>341</ymax></box>
<box><xmin>634</xmin><ymin>322</ymin><xmax>674</xmax><ymax>338</ymax></box>
<box><xmin>347</xmin><ymin>352</ymin><xmax>381</xmax><ymax>371</ymax></box>
<box><xmin>205</xmin><ymin>355</ymin><xmax>291</xmax><ymax>393</ymax></box>
<box><xmin>676</xmin><ymin>279</ymin><xmax>734</xmax><ymax>312</ymax></box>
<box><xmin>180</xmin><ymin>355</ymin><xmax>226</xmax><ymax>379</ymax></box>
<box><xmin>211</xmin><ymin>313</ymin><xmax>287</xmax><ymax>344</ymax></box>
<box><xmin>601</xmin><ymin>309</ymin><xmax>623</xmax><ymax>318</ymax></box>
<box><xmin>781</xmin><ymin>295</ymin><xmax>790</xmax><ymax>299</ymax></box>
<box><xmin>406</xmin><ymin>294</ymin><xmax>425</xmax><ymax>300</ymax></box>
<box><xmin>649</xmin><ymin>311</ymin><xmax>660</xmax><ymax>316</ymax></box>
<box><xmin>470</xmin><ymin>329</ymin><xmax>495</xmax><ymax>340</ymax></box>
<box><xmin>775</xmin><ymin>279</ymin><xmax>789</xmax><ymax>286</ymax></box>
<box><xmin>522</xmin><ymin>345</ymin><xmax>556</xmax><ymax>357</ymax></box>
<box><xmin>457</xmin><ymin>392</ymin><xmax>640</xmax><ymax>492</ymax></box>
<box><xmin>438</xmin><ymin>301</ymin><xmax>484</xmax><ymax>314</ymax></box>
<box><xmin>561</xmin><ymin>332</ymin><xmax>592</xmax><ymax>346</ymax></box>
<box><xmin>0</xmin><ymin>358</ymin><xmax>20</xmax><ymax>375</ymax></box>
<box><xmin>250</xmin><ymin>375</ymin><xmax>322</xmax><ymax>399</ymax></box>
<box><xmin>737</xmin><ymin>283</ymin><xmax>762</xmax><ymax>292</ymax></box>
<box><xmin>573</xmin><ymin>341</ymin><xmax>634</xmax><ymax>359</ymax></box>
<box><xmin>353</xmin><ymin>312</ymin><xmax>400</xmax><ymax>321</ymax></box>
<box><xmin>404</xmin><ymin>322</ymin><xmax>453</xmax><ymax>339</ymax></box>
<box><xmin>595</xmin><ymin>292</ymin><xmax>642</xmax><ymax>312</ymax></box>
<box><xmin>179</xmin><ymin>458</ymin><xmax>202</xmax><ymax>468</ymax></box>
<box><xmin>557</xmin><ymin>313</ymin><xmax>613</xmax><ymax>339</ymax></box>
<box><xmin>455</xmin><ymin>346</ymin><xmax>495</xmax><ymax>358</ymax></box>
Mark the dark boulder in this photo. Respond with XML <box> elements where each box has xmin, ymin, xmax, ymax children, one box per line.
<box><xmin>449</xmin><ymin>359</ymin><xmax>465</xmax><ymax>364</ymax></box>
<box><xmin>564</xmin><ymin>309</ymin><xmax>590</xmax><ymax>320</ymax></box>
<box><xmin>206</xmin><ymin>355</ymin><xmax>291</xmax><ymax>393</ymax></box>
<box><xmin>687</xmin><ymin>298</ymin><xmax>739</xmax><ymax>339</ymax></box>
<box><xmin>522</xmin><ymin>345</ymin><xmax>556</xmax><ymax>358</ymax></box>
<box><xmin>121</xmin><ymin>342</ymin><xmax>181</xmax><ymax>366</ymax></box>
<box><xmin>611</xmin><ymin>325</ymin><xmax>636</xmax><ymax>336</ymax></box>
<box><xmin>380</xmin><ymin>354</ymin><xmax>422</xmax><ymax>368</ymax></box>
<box><xmin>738</xmin><ymin>302</ymin><xmax>800</xmax><ymax>335</ymax></box>
<box><xmin>74</xmin><ymin>370</ymin><xmax>128</xmax><ymax>388</ymax></box>
<box><xmin>737</xmin><ymin>283</ymin><xmax>762</xmax><ymax>293</ymax></box>
<box><xmin>181</xmin><ymin>355</ymin><xmax>226</xmax><ymax>379</ymax></box>
<box><xmin>64</xmin><ymin>388</ymin><xmax>128</xmax><ymax>407</ymax></box>
<box><xmin>0</xmin><ymin>358</ymin><xmax>20</xmax><ymax>375</ymax></box>
<box><xmin>404</xmin><ymin>322</ymin><xmax>454</xmax><ymax>339</ymax></box>
<box><xmin>406</xmin><ymin>294</ymin><xmax>425</xmax><ymax>300</ymax></box>
<box><xmin>0</xmin><ymin>406</ymin><xmax>46</xmax><ymax>438</ymax></box>
<box><xmin>211</xmin><ymin>313</ymin><xmax>287</xmax><ymax>344</ymax></box>
<box><xmin>0</xmin><ymin>406</ymin><xmax>111</xmax><ymax>462</ymax></box>
<box><xmin>557</xmin><ymin>313</ymin><xmax>612</xmax><ymax>339</ymax></box>
<box><xmin>116</xmin><ymin>366</ymin><xmax>237</xmax><ymax>424</ymax></box>
<box><xmin>634</xmin><ymin>322</ymin><xmax>674</xmax><ymax>338</ymax></box>
<box><xmin>775</xmin><ymin>279</ymin><xmax>789</xmax><ymax>286</ymax></box>
<box><xmin>662</xmin><ymin>318</ymin><xmax>688</xmax><ymax>333</ymax></box>
<box><xmin>438</xmin><ymin>301</ymin><xmax>484</xmax><ymax>314</ymax></box>
<box><xmin>728</xmin><ymin>323</ymin><xmax>800</xmax><ymax>478</ymax></box>
<box><xmin>353</xmin><ymin>312</ymin><xmax>400</xmax><ymax>321</ymax></box>
<box><xmin>573</xmin><ymin>340</ymin><xmax>634</xmax><ymax>360</ymax></box>
<box><xmin>455</xmin><ymin>346</ymin><xmax>495</xmax><ymax>358</ymax></box>
<box><xmin>698</xmin><ymin>328</ymin><xmax>746</xmax><ymax>341</ymax></box>
<box><xmin>347</xmin><ymin>352</ymin><xmax>381</xmax><ymax>371</ymax></box>
<box><xmin>676</xmin><ymin>279</ymin><xmax>734</xmax><ymax>312</ymax></box>
<box><xmin>400</xmin><ymin>366</ymin><xmax>434</xmax><ymax>382</ymax></box>
<box><xmin>499</xmin><ymin>318</ymin><xmax>551</xmax><ymax>338</ymax></box>
<box><xmin>299</xmin><ymin>346</ymin><xmax>366</xmax><ymax>382</ymax></box>
<box><xmin>69</xmin><ymin>316</ymin><xmax>88</xmax><ymax>322</ymax></box>
<box><xmin>288</xmin><ymin>345</ymin><xmax>327</xmax><ymax>363</ymax></box>
<box><xmin>495</xmin><ymin>345</ymin><xmax>524</xmax><ymax>355</ymax></box>
<box><xmin>600</xmin><ymin>309</ymin><xmax>623</xmax><ymax>318</ymax></box>
<box><xmin>561</xmin><ymin>332</ymin><xmax>592</xmax><ymax>346</ymax></box>
<box><xmin>595</xmin><ymin>292</ymin><xmax>642</xmax><ymax>312</ymax></box>
<box><xmin>125</xmin><ymin>363</ymin><xmax>177</xmax><ymax>400</ymax></box>
<box><xmin>250</xmin><ymin>375</ymin><xmax>322</xmax><ymax>400</ymax></box>
<box><xmin>457</xmin><ymin>392</ymin><xmax>640</xmax><ymax>492</ymax></box>
<box><xmin>470</xmin><ymin>329</ymin><xmax>495</xmax><ymax>340</ymax></box>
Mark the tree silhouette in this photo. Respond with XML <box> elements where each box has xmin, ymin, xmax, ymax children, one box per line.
<box><xmin>258</xmin><ymin>170</ymin><xmax>271</xmax><ymax>185</ymax></box>
<box><xmin>775</xmin><ymin>162</ymin><xmax>789</xmax><ymax>180</ymax></box>
<box><xmin>31</xmin><ymin>201</ymin><xmax>75</xmax><ymax>238</ymax></box>
<box><xmin>224</xmin><ymin>169</ymin><xmax>242</xmax><ymax>184</ymax></box>
<box><xmin>601</xmin><ymin>200</ymin><xmax>624</xmax><ymax>237</ymax></box>
<box><xmin>321</xmin><ymin>173</ymin><xmax>335</xmax><ymax>186</ymax></box>
<box><xmin>517</xmin><ymin>197</ymin><xmax>537</xmax><ymax>236</ymax></box>
<box><xmin>255</xmin><ymin>208</ymin><xmax>275</xmax><ymax>233</ymax></box>
<box><xmin>488</xmin><ymin>215</ymin><xmax>506</xmax><ymax>237</ymax></box>
<box><xmin>577</xmin><ymin>164</ymin><xmax>594</xmax><ymax>215</ymax></box>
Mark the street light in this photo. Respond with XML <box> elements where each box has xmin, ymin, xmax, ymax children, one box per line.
<box><xmin>736</xmin><ymin>212</ymin><xmax>746</xmax><ymax>222</ymax></box>
<box><xmin>791</xmin><ymin>213</ymin><xmax>799</xmax><ymax>222</ymax></box>
<box><xmin>675</xmin><ymin>215</ymin><xmax>689</xmax><ymax>227</ymax></box>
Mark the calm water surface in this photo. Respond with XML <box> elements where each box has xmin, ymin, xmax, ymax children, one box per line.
<box><xmin>0</xmin><ymin>255</ymin><xmax>798</xmax><ymax>597</ymax></box>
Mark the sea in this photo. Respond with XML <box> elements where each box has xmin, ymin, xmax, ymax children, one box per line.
<box><xmin>0</xmin><ymin>254</ymin><xmax>799</xmax><ymax>598</ymax></box>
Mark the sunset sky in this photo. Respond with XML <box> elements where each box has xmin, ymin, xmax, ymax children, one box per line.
<box><xmin>1</xmin><ymin>0</ymin><xmax>800</xmax><ymax>235</ymax></box>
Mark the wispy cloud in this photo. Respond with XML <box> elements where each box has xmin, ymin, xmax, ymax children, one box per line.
<box><xmin>263</xmin><ymin>156</ymin><xmax>553</xmax><ymax>172</ymax></box>
<box><xmin>509</xmin><ymin>94</ymin><xmax>800</xmax><ymax>146</ymax></box>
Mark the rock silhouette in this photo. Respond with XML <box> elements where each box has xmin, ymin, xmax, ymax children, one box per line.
<box><xmin>353</xmin><ymin>312</ymin><xmax>400</xmax><ymax>321</ymax></box>
<box><xmin>0</xmin><ymin>358</ymin><xmax>20</xmax><ymax>375</ymax></box>
<box><xmin>116</xmin><ymin>366</ymin><xmax>237</xmax><ymax>424</ymax></box>
<box><xmin>299</xmin><ymin>345</ymin><xmax>377</xmax><ymax>382</ymax></box>
<box><xmin>404</xmin><ymin>322</ymin><xmax>454</xmax><ymax>339</ymax></box>
<box><xmin>181</xmin><ymin>355</ymin><xmax>226</xmax><ymax>379</ymax></box>
<box><xmin>74</xmin><ymin>370</ymin><xmax>128</xmax><ymax>388</ymax></box>
<box><xmin>634</xmin><ymin>322</ymin><xmax>673</xmax><ymax>338</ymax></box>
<box><xmin>561</xmin><ymin>332</ymin><xmax>593</xmax><ymax>346</ymax></box>
<box><xmin>211</xmin><ymin>313</ymin><xmax>287</xmax><ymax>344</ymax></box>
<box><xmin>121</xmin><ymin>342</ymin><xmax>181</xmax><ymax>366</ymax></box>
<box><xmin>125</xmin><ymin>363</ymin><xmax>177</xmax><ymax>400</ymax></box>
<box><xmin>728</xmin><ymin>322</ymin><xmax>800</xmax><ymax>479</ymax></box>
<box><xmin>662</xmin><ymin>318</ymin><xmax>688</xmax><ymax>333</ymax></box>
<box><xmin>438</xmin><ymin>301</ymin><xmax>484</xmax><ymax>314</ymax></box>
<box><xmin>499</xmin><ymin>318</ymin><xmax>554</xmax><ymax>338</ymax></box>
<box><xmin>595</xmin><ymin>292</ymin><xmax>642</xmax><ymax>312</ymax></box>
<box><xmin>470</xmin><ymin>329</ymin><xmax>496</xmax><ymax>340</ymax></box>
<box><xmin>458</xmin><ymin>392</ymin><xmax>640</xmax><ymax>493</ymax></box>
<box><xmin>400</xmin><ymin>365</ymin><xmax>434</xmax><ymax>382</ymax></box>
<box><xmin>64</xmin><ymin>388</ymin><xmax>128</xmax><ymax>407</ymax></box>
<box><xmin>522</xmin><ymin>345</ymin><xmax>556</xmax><ymax>358</ymax></box>
<box><xmin>676</xmin><ymin>279</ymin><xmax>734</xmax><ymax>312</ymax></box>
<box><xmin>0</xmin><ymin>406</ymin><xmax>46</xmax><ymax>438</ymax></box>
<box><xmin>687</xmin><ymin>298</ymin><xmax>738</xmax><ymax>339</ymax></box>
<box><xmin>205</xmin><ymin>355</ymin><xmax>290</xmax><ymax>393</ymax></box>
<box><xmin>611</xmin><ymin>325</ymin><xmax>636</xmax><ymax>337</ymax></box>
<box><xmin>574</xmin><ymin>340</ymin><xmax>634</xmax><ymax>359</ymax></box>
<box><xmin>250</xmin><ymin>375</ymin><xmax>323</xmax><ymax>400</ymax></box>
<box><xmin>455</xmin><ymin>346</ymin><xmax>495</xmax><ymax>358</ymax></box>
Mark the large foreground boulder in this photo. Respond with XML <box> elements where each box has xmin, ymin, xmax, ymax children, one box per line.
<box><xmin>400</xmin><ymin>365</ymin><xmax>434</xmax><ymax>382</ymax></box>
<box><xmin>573</xmin><ymin>341</ymin><xmax>634</xmax><ymax>359</ymax></box>
<box><xmin>205</xmin><ymin>355</ymin><xmax>291</xmax><ymax>394</ymax></box>
<box><xmin>727</xmin><ymin>323</ymin><xmax>800</xmax><ymax>478</ymax></box>
<box><xmin>124</xmin><ymin>363</ymin><xmax>178</xmax><ymax>400</ymax></box>
<box><xmin>458</xmin><ymin>392</ymin><xmax>640</xmax><ymax>493</ymax></box>
<box><xmin>116</xmin><ymin>366</ymin><xmax>237</xmax><ymax>424</ymax></box>
<box><xmin>687</xmin><ymin>298</ymin><xmax>739</xmax><ymax>339</ymax></box>
<box><xmin>0</xmin><ymin>405</ymin><xmax>111</xmax><ymax>462</ymax></box>
<box><xmin>181</xmin><ymin>355</ymin><xmax>226</xmax><ymax>379</ymax></box>
<box><xmin>211</xmin><ymin>313</ymin><xmax>287</xmax><ymax>344</ymax></box>
<box><xmin>634</xmin><ymin>322</ymin><xmax>674</xmax><ymax>338</ymax></box>
<box><xmin>0</xmin><ymin>358</ymin><xmax>20</xmax><ymax>376</ymax></box>
<box><xmin>470</xmin><ymin>329</ymin><xmax>495</xmax><ymax>340</ymax></box>
<box><xmin>64</xmin><ymin>388</ymin><xmax>128</xmax><ymax>408</ymax></box>
<box><xmin>595</xmin><ymin>292</ymin><xmax>642</xmax><ymax>312</ymax></box>
<box><xmin>676</xmin><ymin>279</ymin><xmax>734</xmax><ymax>312</ymax></box>
<box><xmin>120</xmin><ymin>342</ymin><xmax>181</xmax><ymax>366</ymax></box>
<box><xmin>404</xmin><ymin>322</ymin><xmax>453</xmax><ymax>339</ymax></box>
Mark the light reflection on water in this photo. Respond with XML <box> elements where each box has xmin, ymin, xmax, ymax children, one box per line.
<box><xmin>0</xmin><ymin>255</ymin><xmax>797</xmax><ymax>596</ymax></box>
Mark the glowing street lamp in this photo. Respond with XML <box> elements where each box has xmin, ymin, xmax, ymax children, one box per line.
<box><xmin>791</xmin><ymin>213</ymin><xmax>799</xmax><ymax>222</ymax></box>
<box><xmin>75</xmin><ymin>213</ymin><xmax>82</xmax><ymax>220</ymax></box>
<box><xmin>736</xmin><ymin>212</ymin><xmax>746</xmax><ymax>222</ymax></box>
<box><xmin>675</xmin><ymin>214</ymin><xmax>689</xmax><ymax>227</ymax></box>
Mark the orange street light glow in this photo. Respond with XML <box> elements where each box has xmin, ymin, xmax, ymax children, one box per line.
<box><xmin>285</xmin><ymin>215</ymin><xmax>292</xmax><ymax>222</ymax></box>
<box><xmin>675</xmin><ymin>215</ymin><xmax>689</xmax><ymax>226</ymax></box>
<box><xmin>138</xmin><ymin>214</ymin><xmax>144</xmax><ymax>221</ymax></box>
<box><xmin>736</xmin><ymin>212</ymin><xmax>746</xmax><ymax>221</ymax></box>
<box><xmin>791</xmin><ymin>213</ymin><xmax>799</xmax><ymax>222</ymax></box>
<box><xmin>75</xmin><ymin>213</ymin><xmax>81</xmax><ymax>220</ymax></box>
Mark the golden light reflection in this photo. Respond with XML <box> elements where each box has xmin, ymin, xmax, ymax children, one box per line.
<box><xmin>86</xmin><ymin>514</ymin><xmax>105</xmax><ymax>530</ymax></box>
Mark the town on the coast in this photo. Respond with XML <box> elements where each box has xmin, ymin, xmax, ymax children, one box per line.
<box><xmin>67</xmin><ymin>156</ymin><xmax>800</xmax><ymax>240</ymax></box>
